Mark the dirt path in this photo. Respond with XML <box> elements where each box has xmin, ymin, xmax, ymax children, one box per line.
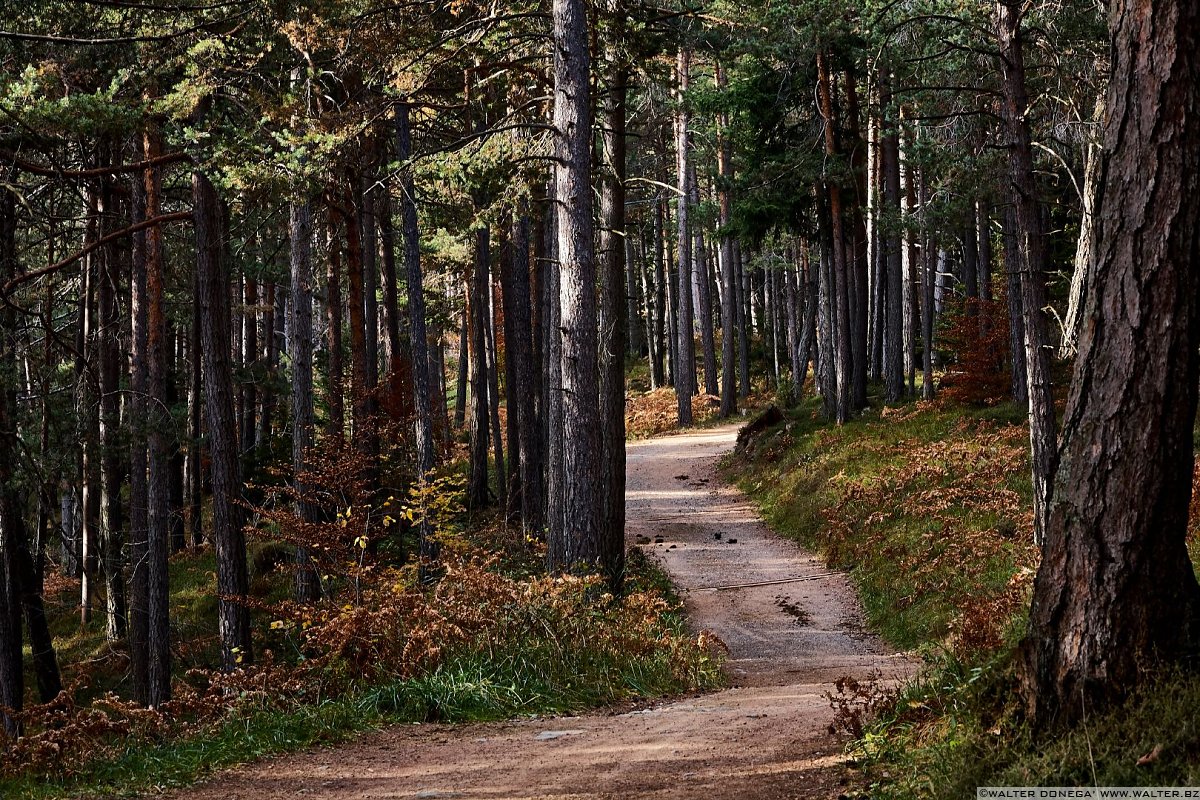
<box><xmin>166</xmin><ymin>423</ymin><xmax>914</xmax><ymax>800</ymax></box>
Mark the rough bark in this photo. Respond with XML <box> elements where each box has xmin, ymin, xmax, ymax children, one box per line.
<box><xmin>396</xmin><ymin>104</ymin><xmax>438</xmax><ymax>560</ymax></box>
<box><xmin>289</xmin><ymin>195</ymin><xmax>321</xmax><ymax>603</ymax></box>
<box><xmin>817</xmin><ymin>52</ymin><xmax>852</xmax><ymax>424</ymax></box>
<box><xmin>996</xmin><ymin>0</ymin><xmax>1058</xmax><ymax>544</ymax></box>
<box><xmin>193</xmin><ymin>170</ymin><xmax>253</xmax><ymax>669</ymax></box>
<box><xmin>1021</xmin><ymin>0</ymin><xmax>1200</xmax><ymax>726</ymax></box>
<box><xmin>547</xmin><ymin>0</ymin><xmax>602</xmax><ymax>571</ymax></box>
<box><xmin>467</xmin><ymin>227</ymin><xmax>491</xmax><ymax>511</ymax></box>
<box><xmin>598</xmin><ymin>29</ymin><xmax>628</xmax><ymax>588</ymax></box>
<box><xmin>143</xmin><ymin>140</ymin><xmax>171</xmax><ymax>705</ymax></box>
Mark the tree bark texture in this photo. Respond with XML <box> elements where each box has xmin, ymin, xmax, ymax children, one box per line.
<box><xmin>1021</xmin><ymin>0</ymin><xmax>1200</xmax><ymax>727</ymax></box>
<box><xmin>547</xmin><ymin>0</ymin><xmax>603</xmax><ymax>571</ymax></box>
<box><xmin>194</xmin><ymin>170</ymin><xmax>253</xmax><ymax>669</ymax></box>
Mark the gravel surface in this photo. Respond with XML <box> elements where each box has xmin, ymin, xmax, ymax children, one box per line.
<box><xmin>162</xmin><ymin>423</ymin><xmax>915</xmax><ymax>800</ymax></box>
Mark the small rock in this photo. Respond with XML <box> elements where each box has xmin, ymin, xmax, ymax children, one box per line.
<box><xmin>536</xmin><ymin>729</ymin><xmax>585</xmax><ymax>741</ymax></box>
<box><xmin>713</xmin><ymin>533</ymin><xmax>722</xmax><ymax>540</ymax></box>
<box><xmin>669</xmin><ymin>544</ymin><xmax>677</xmax><ymax>549</ymax></box>
<box><xmin>727</xmin><ymin>538</ymin><xmax>738</xmax><ymax>544</ymax></box>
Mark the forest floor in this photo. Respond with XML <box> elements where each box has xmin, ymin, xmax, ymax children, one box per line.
<box><xmin>159</xmin><ymin>423</ymin><xmax>914</xmax><ymax>800</ymax></box>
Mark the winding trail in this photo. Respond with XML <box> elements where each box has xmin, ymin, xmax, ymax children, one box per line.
<box><xmin>166</xmin><ymin>423</ymin><xmax>913</xmax><ymax>800</ymax></box>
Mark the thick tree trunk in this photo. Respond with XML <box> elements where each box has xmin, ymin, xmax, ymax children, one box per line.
<box><xmin>547</xmin><ymin>0</ymin><xmax>602</xmax><ymax>571</ymax></box>
<box><xmin>996</xmin><ymin>0</ymin><xmax>1058</xmax><ymax>544</ymax></box>
<box><xmin>598</xmin><ymin>33</ymin><xmax>628</xmax><ymax>588</ymax></box>
<box><xmin>1021</xmin><ymin>0</ymin><xmax>1200</xmax><ymax>726</ymax></box>
<box><xmin>194</xmin><ymin>169</ymin><xmax>253</xmax><ymax>669</ymax></box>
<box><xmin>1002</xmin><ymin>206</ymin><xmax>1028</xmax><ymax>405</ymax></box>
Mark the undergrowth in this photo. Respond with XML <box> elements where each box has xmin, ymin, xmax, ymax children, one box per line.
<box><xmin>2</xmin><ymin>486</ymin><xmax>722</xmax><ymax>799</ymax></box>
<box><xmin>726</xmin><ymin>392</ymin><xmax>1200</xmax><ymax>795</ymax></box>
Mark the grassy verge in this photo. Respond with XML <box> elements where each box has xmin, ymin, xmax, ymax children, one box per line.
<box><xmin>724</xmin><ymin>394</ymin><xmax>1200</xmax><ymax>796</ymax></box>
<box><xmin>5</xmin><ymin>527</ymin><xmax>721</xmax><ymax>799</ymax></box>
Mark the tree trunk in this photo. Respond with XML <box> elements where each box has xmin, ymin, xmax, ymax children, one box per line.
<box><xmin>716</xmin><ymin>62</ymin><xmax>737</xmax><ymax>416</ymax></box>
<box><xmin>396</xmin><ymin>104</ymin><xmax>438</xmax><ymax>561</ymax></box>
<box><xmin>996</xmin><ymin>0</ymin><xmax>1058</xmax><ymax>544</ymax></box>
<box><xmin>920</xmin><ymin>170</ymin><xmax>937</xmax><ymax>400</ymax></box>
<box><xmin>817</xmin><ymin>53</ymin><xmax>852</xmax><ymax>424</ymax></box>
<box><xmin>129</xmin><ymin>166</ymin><xmax>151</xmax><ymax>705</ymax></box>
<box><xmin>467</xmin><ymin>227</ymin><xmax>491</xmax><ymax>510</ymax></box>
<box><xmin>509</xmin><ymin>205</ymin><xmax>542</xmax><ymax>536</ymax></box>
<box><xmin>143</xmin><ymin>140</ymin><xmax>172</xmax><ymax>706</ymax></box>
<box><xmin>290</xmin><ymin>193</ymin><xmax>321</xmax><ymax>603</ymax></box>
<box><xmin>735</xmin><ymin>240</ymin><xmax>750</xmax><ymax>398</ymax></box>
<box><xmin>598</xmin><ymin>28</ymin><xmax>628</xmax><ymax>588</ymax></box>
<box><xmin>325</xmin><ymin>214</ymin><xmax>345</xmax><ymax>443</ymax></box>
<box><xmin>547</xmin><ymin>0</ymin><xmax>603</xmax><ymax>571</ymax></box>
<box><xmin>843</xmin><ymin>67</ymin><xmax>870</xmax><ymax>411</ymax></box>
<box><xmin>187</xmin><ymin>264</ymin><xmax>203</xmax><ymax>548</ymax></box>
<box><xmin>691</xmin><ymin>167</ymin><xmax>718</xmax><ymax>398</ymax></box>
<box><xmin>673</xmin><ymin>48</ymin><xmax>696</xmax><ymax>426</ymax></box>
<box><xmin>97</xmin><ymin>166</ymin><xmax>126</xmax><ymax>642</ymax></box>
<box><xmin>194</xmin><ymin>169</ymin><xmax>253</xmax><ymax>669</ymax></box>
<box><xmin>344</xmin><ymin>184</ymin><xmax>372</xmax><ymax>456</ymax></box>
<box><xmin>651</xmin><ymin>195</ymin><xmax>667</xmax><ymax>389</ymax></box>
<box><xmin>1061</xmin><ymin>109</ymin><xmax>1102</xmax><ymax>356</ymax></box>
<box><xmin>454</xmin><ymin>312</ymin><xmax>468</xmax><ymax>427</ymax></box>
<box><xmin>880</xmin><ymin>69</ymin><xmax>904</xmax><ymax>402</ymax></box>
<box><xmin>1021</xmin><ymin>0</ymin><xmax>1200</xmax><ymax>726</ymax></box>
<box><xmin>485</xmin><ymin>277</ymin><xmax>507</xmax><ymax>512</ymax></box>
<box><xmin>240</xmin><ymin>271</ymin><xmax>258</xmax><ymax>464</ymax></box>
